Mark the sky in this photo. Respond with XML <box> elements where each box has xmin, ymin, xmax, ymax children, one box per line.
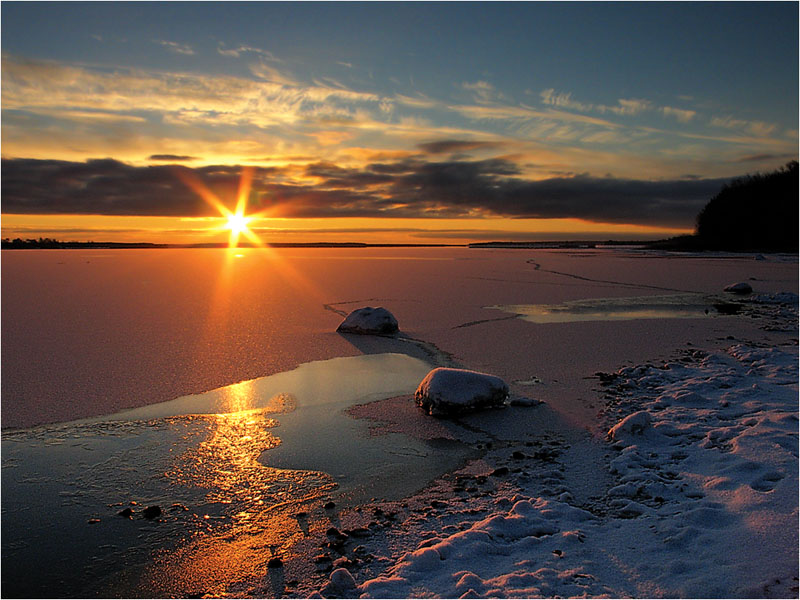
<box><xmin>2</xmin><ymin>1</ymin><xmax>798</xmax><ymax>244</ymax></box>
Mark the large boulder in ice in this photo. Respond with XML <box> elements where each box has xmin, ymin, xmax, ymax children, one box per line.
<box><xmin>724</xmin><ymin>282</ymin><xmax>753</xmax><ymax>295</ymax></box>
<box><xmin>336</xmin><ymin>307</ymin><xmax>399</xmax><ymax>335</ymax></box>
<box><xmin>415</xmin><ymin>368</ymin><xmax>509</xmax><ymax>416</ymax></box>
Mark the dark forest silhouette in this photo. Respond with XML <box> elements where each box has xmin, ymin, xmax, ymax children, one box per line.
<box><xmin>695</xmin><ymin>161</ymin><xmax>798</xmax><ymax>251</ymax></box>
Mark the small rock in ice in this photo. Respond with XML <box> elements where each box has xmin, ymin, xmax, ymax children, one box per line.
<box><xmin>509</xmin><ymin>396</ymin><xmax>543</xmax><ymax>407</ymax></box>
<box><xmin>336</xmin><ymin>306</ymin><xmax>399</xmax><ymax>335</ymax></box>
<box><xmin>724</xmin><ymin>282</ymin><xmax>753</xmax><ymax>295</ymax></box>
<box><xmin>414</xmin><ymin>368</ymin><xmax>509</xmax><ymax>416</ymax></box>
<box><xmin>607</xmin><ymin>411</ymin><xmax>652</xmax><ymax>440</ymax></box>
<box><xmin>328</xmin><ymin>567</ymin><xmax>357</xmax><ymax>593</ymax></box>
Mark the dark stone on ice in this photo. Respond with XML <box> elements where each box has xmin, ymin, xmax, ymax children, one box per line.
<box><xmin>267</xmin><ymin>557</ymin><xmax>283</xmax><ymax>569</ymax></box>
<box><xmin>714</xmin><ymin>302</ymin><xmax>742</xmax><ymax>315</ymax></box>
<box><xmin>118</xmin><ymin>507</ymin><xmax>134</xmax><ymax>518</ymax></box>
<box><xmin>323</xmin><ymin>501</ymin><xmax>336</xmax><ymax>510</ymax></box>
<box><xmin>142</xmin><ymin>505</ymin><xmax>162</xmax><ymax>519</ymax></box>
<box><xmin>491</xmin><ymin>467</ymin><xmax>510</xmax><ymax>477</ymax></box>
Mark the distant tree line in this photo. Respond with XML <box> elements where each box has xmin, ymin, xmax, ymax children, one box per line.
<box><xmin>2</xmin><ymin>237</ymin><xmax>68</xmax><ymax>248</ymax></box>
<box><xmin>1</xmin><ymin>238</ymin><xmax>167</xmax><ymax>249</ymax></box>
<box><xmin>695</xmin><ymin>161</ymin><xmax>798</xmax><ymax>252</ymax></box>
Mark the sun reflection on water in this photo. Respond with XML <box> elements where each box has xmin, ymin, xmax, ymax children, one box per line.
<box><xmin>153</xmin><ymin>390</ymin><xmax>335</xmax><ymax>597</ymax></box>
<box><xmin>170</xmin><ymin>388</ymin><xmax>306</xmax><ymax>508</ymax></box>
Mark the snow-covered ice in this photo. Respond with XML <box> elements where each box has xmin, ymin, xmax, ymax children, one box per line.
<box><xmin>315</xmin><ymin>329</ymin><xmax>798</xmax><ymax>598</ymax></box>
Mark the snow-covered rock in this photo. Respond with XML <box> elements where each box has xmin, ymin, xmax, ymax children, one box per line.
<box><xmin>415</xmin><ymin>368</ymin><xmax>509</xmax><ymax>416</ymax></box>
<box><xmin>336</xmin><ymin>306</ymin><xmax>399</xmax><ymax>335</ymax></box>
<box><xmin>321</xmin><ymin>568</ymin><xmax>358</xmax><ymax>597</ymax></box>
<box><xmin>724</xmin><ymin>282</ymin><xmax>753</xmax><ymax>294</ymax></box>
<box><xmin>607</xmin><ymin>410</ymin><xmax>651</xmax><ymax>440</ymax></box>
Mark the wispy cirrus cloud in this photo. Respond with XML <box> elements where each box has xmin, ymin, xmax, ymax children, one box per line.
<box><xmin>462</xmin><ymin>80</ymin><xmax>506</xmax><ymax>104</ymax></box>
<box><xmin>540</xmin><ymin>88</ymin><xmax>696</xmax><ymax>123</ymax></box>
<box><xmin>1</xmin><ymin>55</ymin><xmax>384</xmax><ymax>134</ymax></box>
<box><xmin>539</xmin><ymin>89</ymin><xmax>594</xmax><ymax>112</ymax></box>
<box><xmin>217</xmin><ymin>43</ymin><xmax>279</xmax><ymax>61</ymax></box>
<box><xmin>661</xmin><ymin>106</ymin><xmax>696</xmax><ymax>123</ymax></box>
<box><xmin>154</xmin><ymin>39</ymin><xmax>195</xmax><ymax>55</ymax></box>
<box><xmin>599</xmin><ymin>98</ymin><xmax>652</xmax><ymax>116</ymax></box>
<box><xmin>248</xmin><ymin>60</ymin><xmax>301</xmax><ymax>86</ymax></box>
<box><xmin>2</xmin><ymin>54</ymin><xmax>792</xmax><ymax>184</ymax></box>
<box><xmin>710</xmin><ymin>115</ymin><xmax>777</xmax><ymax>137</ymax></box>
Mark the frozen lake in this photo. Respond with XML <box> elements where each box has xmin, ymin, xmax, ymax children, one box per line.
<box><xmin>2</xmin><ymin>247</ymin><xmax>797</xmax><ymax>596</ymax></box>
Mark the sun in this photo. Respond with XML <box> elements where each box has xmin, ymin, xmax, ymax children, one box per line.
<box><xmin>175</xmin><ymin>166</ymin><xmax>267</xmax><ymax>248</ymax></box>
<box><xmin>226</xmin><ymin>213</ymin><xmax>251</xmax><ymax>236</ymax></box>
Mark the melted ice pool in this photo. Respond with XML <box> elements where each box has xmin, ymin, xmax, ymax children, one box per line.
<box><xmin>489</xmin><ymin>293</ymin><xmax>743</xmax><ymax>324</ymax></box>
<box><xmin>2</xmin><ymin>353</ymin><xmax>472</xmax><ymax>597</ymax></box>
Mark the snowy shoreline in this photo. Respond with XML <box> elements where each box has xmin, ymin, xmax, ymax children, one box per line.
<box><xmin>293</xmin><ymin>293</ymin><xmax>798</xmax><ymax>599</ymax></box>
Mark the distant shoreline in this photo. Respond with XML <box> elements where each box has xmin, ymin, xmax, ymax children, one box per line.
<box><xmin>0</xmin><ymin>240</ymin><xmax>463</xmax><ymax>250</ymax></box>
<box><xmin>2</xmin><ymin>235</ymin><xmax>797</xmax><ymax>253</ymax></box>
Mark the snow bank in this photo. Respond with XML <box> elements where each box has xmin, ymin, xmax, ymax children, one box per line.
<box><xmin>337</xmin><ymin>307</ymin><xmax>399</xmax><ymax>335</ymax></box>
<box><xmin>415</xmin><ymin>368</ymin><xmax>509</xmax><ymax>416</ymax></box>
<box><xmin>316</xmin><ymin>336</ymin><xmax>797</xmax><ymax>598</ymax></box>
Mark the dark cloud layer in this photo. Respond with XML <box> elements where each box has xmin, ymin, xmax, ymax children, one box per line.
<box><xmin>148</xmin><ymin>154</ymin><xmax>196</xmax><ymax>161</ymax></box>
<box><xmin>417</xmin><ymin>140</ymin><xmax>502</xmax><ymax>155</ymax></box>
<box><xmin>2</xmin><ymin>156</ymin><xmax>732</xmax><ymax>227</ymax></box>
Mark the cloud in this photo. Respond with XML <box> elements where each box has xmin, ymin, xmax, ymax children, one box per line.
<box><xmin>1</xmin><ymin>55</ymin><xmax>384</xmax><ymax>133</ymax></box>
<box><xmin>155</xmin><ymin>40</ymin><xmax>195</xmax><ymax>55</ymax></box>
<box><xmin>736</xmin><ymin>153</ymin><xmax>795</xmax><ymax>163</ymax></box>
<box><xmin>451</xmin><ymin>102</ymin><xmax>621</xmax><ymax>130</ymax></box>
<box><xmin>248</xmin><ymin>61</ymin><xmax>301</xmax><ymax>86</ymax></box>
<box><xmin>661</xmin><ymin>106</ymin><xmax>696</xmax><ymax>123</ymax></box>
<box><xmin>601</xmin><ymin>98</ymin><xmax>652</xmax><ymax>116</ymax></box>
<box><xmin>395</xmin><ymin>94</ymin><xmax>440</xmax><ymax>109</ymax></box>
<box><xmin>540</xmin><ymin>89</ymin><xmax>593</xmax><ymax>112</ymax></box>
<box><xmin>1</xmin><ymin>157</ymin><xmax>731</xmax><ymax>228</ymax></box>
<box><xmin>11</xmin><ymin>108</ymin><xmax>147</xmax><ymax>124</ymax></box>
<box><xmin>417</xmin><ymin>140</ymin><xmax>502</xmax><ymax>155</ymax></box>
<box><xmin>1</xmin><ymin>158</ymin><xmax>263</xmax><ymax>216</ymax></box>
<box><xmin>710</xmin><ymin>116</ymin><xmax>777</xmax><ymax>137</ymax></box>
<box><xmin>462</xmin><ymin>80</ymin><xmax>504</xmax><ymax>103</ymax></box>
<box><xmin>149</xmin><ymin>154</ymin><xmax>196</xmax><ymax>162</ymax></box>
<box><xmin>540</xmin><ymin>89</ymin><xmax>699</xmax><ymax>126</ymax></box>
<box><xmin>217</xmin><ymin>44</ymin><xmax>279</xmax><ymax>61</ymax></box>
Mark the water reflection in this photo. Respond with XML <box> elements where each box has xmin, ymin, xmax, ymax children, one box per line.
<box><xmin>2</xmin><ymin>353</ymin><xmax>440</xmax><ymax>597</ymax></box>
<box><xmin>490</xmin><ymin>293</ymin><xmax>738</xmax><ymax>324</ymax></box>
